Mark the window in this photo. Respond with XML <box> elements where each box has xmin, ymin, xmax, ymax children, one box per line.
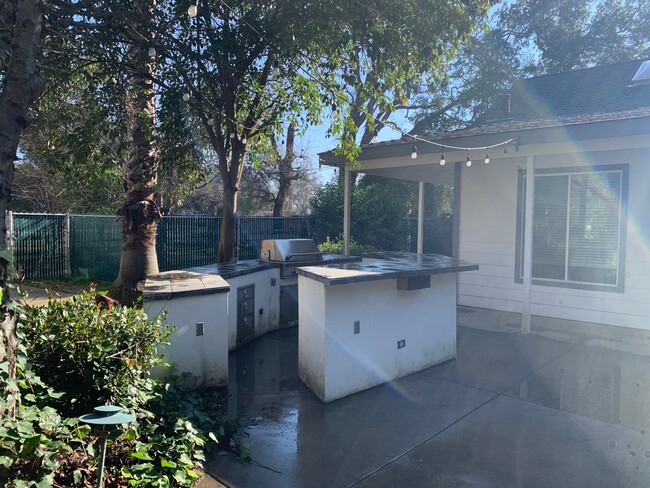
<box><xmin>515</xmin><ymin>165</ymin><xmax>627</xmax><ymax>291</ymax></box>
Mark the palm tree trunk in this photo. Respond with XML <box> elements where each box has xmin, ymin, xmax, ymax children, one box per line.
<box><xmin>109</xmin><ymin>40</ymin><xmax>160</xmax><ymax>306</ymax></box>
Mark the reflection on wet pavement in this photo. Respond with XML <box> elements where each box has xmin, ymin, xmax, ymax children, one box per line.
<box><xmin>206</xmin><ymin>325</ymin><xmax>650</xmax><ymax>488</ymax></box>
<box><xmin>506</xmin><ymin>344</ymin><xmax>650</xmax><ymax>431</ymax></box>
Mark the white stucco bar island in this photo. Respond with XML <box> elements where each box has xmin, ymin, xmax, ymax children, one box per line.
<box><xmin>296</xmin><ymin>253</ymin><xmax>478</xmax><ymax>403</ymax></box>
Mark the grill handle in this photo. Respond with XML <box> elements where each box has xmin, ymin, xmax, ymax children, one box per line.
<box><xmin>284</xmin><ymin>252</ymin><xmax>323</xmax><ymax>262</ymax></box>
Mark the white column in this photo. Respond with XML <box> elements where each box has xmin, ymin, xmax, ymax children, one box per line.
<box><xmin>417</xmin><ymin>181</ymin><xmax>425</xmax><ymax>254</ymax></box>
<box><xmin>522</xmin><ymin>155</ymin><xmax>534</xmax><ymax>334</ymax></box>
<box><xmin>343</xmin><ymin>166</ymin><xmax>351</xmax><ymax>256</ymax></box>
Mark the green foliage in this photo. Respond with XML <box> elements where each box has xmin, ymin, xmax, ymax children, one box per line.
<box><xmin>0</xmin><ymin>298</ymin><xmax>86</xmax><ymax>486</ymax></box>
<box><xmin>2</xmin><ymin>292</ymin><xmax>244</xmax><ymax>487</ymax></box>
<box><xmin>317</xmin><ymin>237</ymin><xmax>376</xmax><ymax>256</ymax></box>
<box><xmin>21</xmin><ymin>291</ymin><xmax>169</xmax><ymax>417</ymax></box>
<box><xmin>310</xmin><ymin>175</ymin><xmax>411</xmax><ymax>251</ymax></box>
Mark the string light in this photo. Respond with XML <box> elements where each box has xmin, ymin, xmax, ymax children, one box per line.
<box><xmin>188</xmin><ymin>3</ymin><xmax>198</xmax><ymax>17</ymax></box>
<box><xmin>410</xmin><ymin>144</ymin><xmax>418</xmax><ymax>160</ymax></box>
<box><xmin>229</xmin><ymin>132</ymin><xmax>235</xmax><ymax>139</ymax></box>
<box><xmin>242</xmin><ymin>136</ymin><xmax>247</xmax><ymax>144</ymax></box>
<box><xmin>466</xmin><ymin>149</ymin><xmax>472</xmax><ymax>167</ymax></box>
<box><xmin>214</xmin><ymin>0</ymin><xmax>516</xmax><ymax>167</ymax></box>
<box><xmin>207</xmin><ymin>118</ymin><xmax>214</xmax><ymax>126</ymax></box>
<box><xmin>484</xmin><ymin>153</ymin><xmax>490</xmax><ymax>164</ymax></box>
<box><xmin>148</xmin><ymin>46</ymin><xmax>156</xmax><ymax>58</ymax></box>
<box><xmin>271</xmin><ymin>60</ymin><xmax>281</xmax><ymax>78</ymax></box>
<box><xmin>182</xmin><ymin>92</ymin><xmax>190</xmax><ymax>102</ymax></box>
<box><xmin>371</xmin><ymin>132</ymin><xmax>379</xmax><ymax>144</ymax></box>
<box><xmin>440</xmin><ymin>149</ymin><xmax>446</xmax><ymax>166</ymax></box>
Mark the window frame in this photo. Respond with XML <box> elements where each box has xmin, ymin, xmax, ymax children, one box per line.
<box><xmin>514</xmin><ymin>164</ymin><xmax>628</xmax><ymax>293</ymax></box>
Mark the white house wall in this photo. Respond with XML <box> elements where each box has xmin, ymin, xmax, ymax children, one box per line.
<box><xmin>457</xmin><ymin>144</ymin><xmax>650</xmax><ymax>330</ymax></box>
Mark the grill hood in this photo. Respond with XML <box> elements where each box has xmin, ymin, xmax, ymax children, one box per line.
<box><xmin>259</xmin><ymin>239</ymin><xmax>323</xmax><ymax>263</ymax></box>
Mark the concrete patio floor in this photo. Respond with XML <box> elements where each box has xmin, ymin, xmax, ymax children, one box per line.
<box><xmin>206</xmin><ymin>307</ymin><xmax>650</xmax><ymax>487</ymax></box>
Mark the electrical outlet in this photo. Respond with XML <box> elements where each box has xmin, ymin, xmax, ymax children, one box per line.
<box><xmin>397</xmin><ymin>339</ymin><xmax>405</xmax><ymax>349</ymax></box>
<box><xmin>196</xmin><ymin>322</ymin><xmax>204</xmax><ymax>336</ymax></box>
<box><xmin>353</xmin><ymin>320</ymin><xmax>360</xmax><ymax>334</ymax></box>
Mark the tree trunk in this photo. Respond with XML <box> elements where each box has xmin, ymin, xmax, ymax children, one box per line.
<box><xmin>218</xmin><ymin>180</ymin><xmax>237</xmax><ymax>262</ymax></box>
<box><xmin>272</xmin><ymin>124</ymin><xmax>296</xmax><ymax>217</ymax></box>
<box><xmin>0</xmin><ymin>0</ymin><xmax>43</xmax><ymax>419</ymax></box>
<box><xmin>109</xmin><ymin>39</ymin><xmax>160</xmax><ymax>306</ymax></box>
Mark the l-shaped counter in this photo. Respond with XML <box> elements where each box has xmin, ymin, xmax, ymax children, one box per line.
<box><xmin>144</xmin><ymin>252</ymin><xmax>477</xmax><ymax>402</ymax></box>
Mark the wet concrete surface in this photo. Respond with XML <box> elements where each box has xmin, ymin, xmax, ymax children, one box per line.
<box><xmin>206</xmin><ymin>321</ymin><xmax>650</xmax><ymax>488</ymax></box>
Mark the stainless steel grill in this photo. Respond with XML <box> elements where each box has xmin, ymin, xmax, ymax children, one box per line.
<box><xmin>259</xmin><ymin>239</ymin><xmax>323</xmax><ymax>264</ymax></box>
<box><xmin>259</xmin><ymin>239</ymin><xmax>323</xmax><ymax>279</ymax></box>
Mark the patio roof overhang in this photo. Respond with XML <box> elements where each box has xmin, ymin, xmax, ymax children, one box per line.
<box><xmin>318</xmin><ymin>112</ymin><xmax>650</xmax><ymax>185</ymax></box>
<box><xmin>318</xmin><ymin>113</ymin><xmax>650</xmax><ymax>335</ymax></box>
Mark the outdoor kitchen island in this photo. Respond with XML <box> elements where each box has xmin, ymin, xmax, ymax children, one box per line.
<box><xmin>296</xmin><ymin>252</ymin><xmax>478</xmax><ymax>403</ymax></box>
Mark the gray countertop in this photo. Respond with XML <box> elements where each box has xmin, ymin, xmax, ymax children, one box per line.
<box><xmin>143</xmin><ymin>270</ymin><xmax>230</xmax><ymax>302</ymax></box>
<box><xmin>296</xmin><ymin>252</ymin><xmax>478</xmax><ymax>286</ymax></box>
<box><xmin>144</xmin><ymin>254</ymin><xmax>363</xmax><ymax>301</ymax></box>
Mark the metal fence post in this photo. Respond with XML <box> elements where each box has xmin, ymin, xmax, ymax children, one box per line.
<box><xmin>6</xmin><ymin>210</ymin><xmax>13</xmax><ymax>258</ymax></box>
<box><xmin>64</xmin><ymin>214</ymin><xmax>71</xmax><ymax>277</ymax></box>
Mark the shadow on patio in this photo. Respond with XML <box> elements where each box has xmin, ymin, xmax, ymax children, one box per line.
<box><xmin>206</xmin><ymin>307</ymin><xmax>650</xmax><ymax>488</ymax></box>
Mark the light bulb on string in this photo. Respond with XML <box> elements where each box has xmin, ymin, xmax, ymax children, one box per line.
<box><xmin>440</xmin><ymin>151</ymin><xmax>446</xmax><ymax>166</ymax></box>
<box><xmin>466</xmin><ymin>149</ymin><xmax>472</xmax><ymax>167</ymax></box>
<box><xmin>229</xmin><ymin>132</ymin><xmax>235</xmax><ymax>139</ymax></box>
<box><xmin>182</xmin><ymin>92</ymin><xmax>190</xmax><ymax>102</ymax></box>
<box><xmin>484</xmin><ymin>153</ymin><xmax>490</xmax><ymax>164</ymax></box>
<box><xmin>271</xmin><ymin>60</ymin><xmax>280</xmax><ymax>78</ymax></box>
<box><xmin>207</xmin><ymin>118</ymin><xmax>214</xmax><ymax>126</ymax></box>
<box><xmin>242</xmin><ymin>136</ymin><xmax>247</xmax><ymax>145</ymax></box>
<box><xmin>371</xmin><ymin>132</ymin><xmax>379</xmax><ymax>144</ymax></box>
<box><xmin>148</xmin><ymin>46</ymin><xmax>156</xmax><ymax>58</ymax></box>
<box><xmin>331</xmin><ymin>104</ymin><xmax>338</xmax><ymax>118</ymax></box>
<box><xmin>411</xmin><ymin>145</ymin><xmax>418</xmax><ymax>160</ymax></box>
<box><xmin>188</xmin><ymin>3</ymin><xmax>198</xmax><ymax>17</ymax></box>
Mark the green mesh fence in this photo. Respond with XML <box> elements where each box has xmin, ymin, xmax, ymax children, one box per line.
<box><xmin>236</xmin><ymin>217</ymin><xmax>311</xmax><ymax>260</ymax></box>
<box><xmin>13</xmin><ymin>214</ymin><xmax>67</xmax><ymax>280</ymax></box>
<box><xmin>157</xmin><ymin>215</ymin><xmax>220</xmax><ymax>271</ymax></box>
<box><xmin>69</xmin><ymin>215</ymin><xmax>122</xmax><ymax>282</ymax></box>
<box><xmin>12</xmin><ymin>213</ymin><xmax>313</xmax><ymax>281</ymax></box>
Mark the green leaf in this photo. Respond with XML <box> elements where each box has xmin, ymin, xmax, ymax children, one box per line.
<box><xmin>172</xmin><ymin>469</ymin><xmax>187</xmax><ymax>484</ymax></box>
<box><xmin>20</xmin><ymin>434</ymin><xmax>43</xmax><ymax>454</ymax></box>
<box><xmin>160</xmin><ymin>458</ymin><xmax>177</xmax><ymax>468</ymax></box>
<box><xmin>73</xmin><ymin>469</ymin><xmax>83</xmax><ymax>484</ymax></box>
<box><xmin>123</xmin><ymin>427</ymin><xmax>137</xmax><ymax>441</ymax></box>
<box><xmin>130</xmin><ymin>451</ymin><xmax>154</xmax><ymax>461</ymax></box>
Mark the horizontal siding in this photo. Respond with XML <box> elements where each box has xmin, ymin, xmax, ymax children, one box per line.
<box><xmin>530</xmin><ymin>303</ymin><xmax>649</xmax><ymax>330</ymax></box>
<box><xmin>460</xmin><ymin>241</ymin><xmax>515</xmax><ymax>256</ymax></box>
<box><xmin>459</xmin><ymin>283</ymin><xmax>523</xmax><ymax>302</ymax></box>
<box><xmin>459</xmin><ymin>273</ymin><xmax>520</xmax><ymax>291</ymax></box>
<box><xmin>457</xmin><ymin>147</ymin><xmax>650</xmax><ymax>330</ymax></box>
<box><xmin>458</xmin><ymin>294</ymin><xmax>523</xmax><ymax>314</ymax></box>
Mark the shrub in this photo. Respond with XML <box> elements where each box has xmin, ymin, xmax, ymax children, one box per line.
<box><xmin>21</xmin><ymin>290</ymin><xmax>169</xmax><ymax>417</ymax></box>
<box><xmin>317</xmin><ymin>237</ymin><xmax>376</xmax><ymax>255</ymax></box>
<box><xmin>1</xmin><ymin>290</ymin><xmax>245</xmax><ymax>487</ymax></box>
